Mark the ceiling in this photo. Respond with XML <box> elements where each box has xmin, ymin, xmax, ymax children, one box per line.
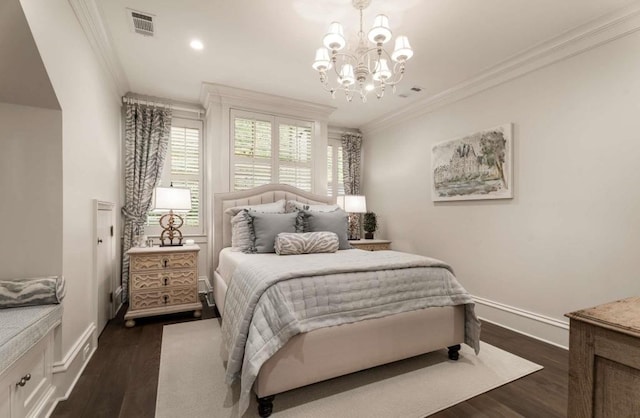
<box><xmin>98</xmin><ymin>0</ymin><xmax>635</xmax><ymax>127</ymax></box>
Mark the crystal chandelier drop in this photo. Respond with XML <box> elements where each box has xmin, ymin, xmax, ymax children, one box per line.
<box><xmin>312</xmin><ymin>0</ymin><xmax>414</xmax><ymax>102</ymax></box>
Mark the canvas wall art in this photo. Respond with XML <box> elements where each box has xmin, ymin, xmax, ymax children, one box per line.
<box><xmin>431</xmin><ymin>123</ymin><xmax>513</xmax><ymax>201</ymax></box>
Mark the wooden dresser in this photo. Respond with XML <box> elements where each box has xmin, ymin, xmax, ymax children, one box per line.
<box><xmin>125</xmin><ymin>245</ymin><xmax>201</xmax><ymax>327</ymax></box>
<box><xmin>566</xmin><ymin>297</ymin><xmax>640</xmax><ymax>417</ymax></box>
<box><xmin>349</xmin><ymin>239</ymin><xmax>391</xmax><ymax>251</ymax></box>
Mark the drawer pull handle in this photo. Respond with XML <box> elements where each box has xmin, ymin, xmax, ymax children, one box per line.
<box><xmin>163</xmin><ymin>295</ymin><xmax>169</xmax><ymax>304</ymax></box>
<box><xmin>162</xmin><ymin>258</ymin><xmax>169</xmax><ymax>268</ymax></box>
<box><xmin>16</xmin><ymin>373</ymin><xmax>31</xmax><ymax>388</ymax></box>
<box><xmin>164</xmin><ymin>277</ymin><xmax>169</xmax><ymax>286</ymax></box>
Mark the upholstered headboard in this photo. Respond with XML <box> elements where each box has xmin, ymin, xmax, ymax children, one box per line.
<box><xmin>213</xmin><ymin>184</ymin><xmax>334</xmax><ymax>269</ymax></box>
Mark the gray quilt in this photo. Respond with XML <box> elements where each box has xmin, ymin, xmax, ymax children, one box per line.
<box><xmin>220</xmin><ymin>249</ymin><xmax>481</xmax><ymax>414</ymax></box>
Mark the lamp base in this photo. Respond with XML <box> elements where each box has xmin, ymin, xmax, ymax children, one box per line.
<box><xmin>159</xmin><ymin>212</ymin><xmax>185</xmax><ymax>247</ymax></box>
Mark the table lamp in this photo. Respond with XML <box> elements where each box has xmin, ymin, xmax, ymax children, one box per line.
<box><xmin>151</xmin><ymin>186</ymin><xmax>192</xmax><ymax>246</ymax></box>
<box><xmin>337</xmin><ymin>195</ymin><xmax>367</xmax><ymax>240</ymax></box>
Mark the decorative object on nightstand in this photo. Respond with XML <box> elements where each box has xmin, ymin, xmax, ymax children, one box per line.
<box><xmin>337</xmin><ymin>195</ymin><xmax>366</xmax><ymax>240</ymax></box>
<box><xmin>566</xmin><ymin>297</ymin><xmax>640</xmax><ymax>417</ymax></box>
<box><xmin>349</xmin><ymin>239</ymin><xmax>390</xmax><ymax>251</ymax></box>
<box><xmin>124</xmin><ymin>245</ymin><xmax>201</xmax><ymax>327</ymax></box>
<box><xmin>151</xmin><ymin>185</ymin><xmax>192</xmax><ymax>246</ymax></box>
<box><xmin>363</xmin><ymin>211</ymin><xmax>378</xmax><ymax>239</ymax></box>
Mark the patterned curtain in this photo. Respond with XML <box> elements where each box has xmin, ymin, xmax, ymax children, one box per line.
<box><xmin>121</xmin><ymin>103</ymin><xmax>172</xmax><ymax>300</ymax></box>
<box><xmin>341</xmin><ymin>132</ymin><xmax>363</xmax><ymax>239</ymax></box>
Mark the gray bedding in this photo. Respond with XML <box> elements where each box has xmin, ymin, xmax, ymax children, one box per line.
<box><xmin>220</xmin><ymin>249</ymin><xmax>481</xmax><ymax>414</ymax></box>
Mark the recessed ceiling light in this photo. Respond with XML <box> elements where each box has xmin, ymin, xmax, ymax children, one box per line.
<box><xmin>190</xmin><ymin>39</ymin><xmax>204</xmax><ymax>50</ymax></box>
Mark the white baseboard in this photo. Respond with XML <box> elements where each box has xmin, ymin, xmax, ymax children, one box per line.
<box><xmin>46</xmin><ymin>322</ymin><xmax>98</xmax><ymax>415</ymax></box>
<box><xmin>473</xmin><ymin>295</ymin><xmax>569</xmax><ymax>350</ymax></box>
<box><xmin>198</xmin><ymin>276</ymin><xmax>215</xmax><ymax>308</ymax></box>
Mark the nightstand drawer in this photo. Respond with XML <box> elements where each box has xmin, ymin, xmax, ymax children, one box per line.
<box><xmin>130</xmin><ymin>252</ymin><xmax>197</xmax><ymax>271</ymax></box>
<box><xmin>130</xmin><ymin>287</ymin><xmax>198</xmax><ymax>310</ymax></box>
<box><xmin>131</xmin><ymin>269</ymin><xmax>197</xmax><ymax>290</ymax></box>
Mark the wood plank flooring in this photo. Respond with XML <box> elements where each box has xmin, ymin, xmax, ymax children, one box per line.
<box><xmin>51</xmin><ymin>300</ymin><xmax>568</xmax><ymax>418</ymax></box>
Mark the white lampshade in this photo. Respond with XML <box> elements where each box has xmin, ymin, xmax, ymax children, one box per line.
<box><xmin>338</xmin><ymin>64</ymin><xmax>355</xmax><ymax>86</ymax></box>
<box><xmin>391</xmin><ymin>35</ymin><xmax>413</xmax><ymax>62</ymax></box>
<box><xmin>368</xmin><ymin>14</ymin><xmax>392</xmax><ymax>44</ymax></box>
<box><xmin>312</xmin><ymin>47</ymin><xmax>332</xmax><ymax>71</ymax></box>
<box><xmin>336</xmin><ymin>195</ymin><xmax>367</xmax><ymax>213</ymax></box>
<box><xmin>372</xmin><ymin>59</ymin><xmax>392</xmax><ymax>81</ymax></box>
<box><xmin>152</xmin><ymin>187</ymin><xmax>192</xmax><ymax>213</ymax></box>
<box><xmin>323</xmin><ymin>22</ymin><xmax>346</xmax><ymax>51</ymax></box>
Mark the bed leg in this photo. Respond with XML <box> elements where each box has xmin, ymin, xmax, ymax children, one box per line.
<box><xmin>257</xmin><ymin>395</ymin><xmax>275</xmax><ymax>417</ymax></box>
<box><xmin>448</xmin><ymin>344</ymin><xmax>461</xmax><ymax>361</ymax></box>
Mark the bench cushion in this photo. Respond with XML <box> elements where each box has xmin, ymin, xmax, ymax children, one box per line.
<box><xmin>0</xmin><ymin>304</ymin><xmax>63</xmax><ymax>375</ymax></box>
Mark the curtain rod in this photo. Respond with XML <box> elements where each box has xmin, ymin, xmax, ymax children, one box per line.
<box><xmin>122</xmin><ymin>96</ymin><xmax>203</xmax><ymax>117</ymax></box>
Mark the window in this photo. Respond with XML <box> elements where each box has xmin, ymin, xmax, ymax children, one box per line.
<box><xmin>231</xmin><ymin>110</ymin><xmax>313</xmax><ymax>192</ymax></box>
<box><xmin>147</xmin><ymin>117</ymin><xmax>203</xmax><ymax>235</ymax></box>
<box><xmin>327</xmin><ymin>138</ymin><xmax>344</xmax><ymax>196</ymax></box>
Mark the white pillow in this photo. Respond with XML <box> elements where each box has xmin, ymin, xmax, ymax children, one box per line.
<box><xmin>224</xmin><ymin>199</ymin><xmax>286</xmax><ymax>216</ymax></box>
<box><xmin>285</xmin><ymin>200</ymin><xmax>339</xmax><ymax>213</ymax></box>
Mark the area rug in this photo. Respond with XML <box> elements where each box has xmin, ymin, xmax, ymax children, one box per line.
<box><xmin>155</xmin><ymin>319</ymin><xmax>542</xmax><ymax>418</ymax></box>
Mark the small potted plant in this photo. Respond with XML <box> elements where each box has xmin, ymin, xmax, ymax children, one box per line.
<box><xmin>363</xmin><ymin>212</ymin><xmax>378</xmax><ymax>240</ymax></box>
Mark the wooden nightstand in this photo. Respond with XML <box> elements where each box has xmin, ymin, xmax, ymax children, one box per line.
<box><xmin>349</xmin><ymin>239</ymin><xmax>391</xmax><ymax>251</ymax></box>
<box><xmin>124</xmin><ymin>244</ymin><xmax>201</xmax><ymax>327</ymax></box>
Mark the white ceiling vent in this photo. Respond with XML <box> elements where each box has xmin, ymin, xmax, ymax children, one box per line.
<box><xmin>128</xmin><ymin>9</ymin><xmax>155</xmax><ymax>37</ymax></box>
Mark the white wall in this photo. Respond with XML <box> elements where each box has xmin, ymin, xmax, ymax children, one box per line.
<box><xmin>0</xmin><ymin>103</ymin><xmax>62</xmax><ymax>279</ymax></box>
<box><xmin>362</xmin><ymin>30</ymin><xmax>640</xmax><ymax>347</ymax></box>
<box><xmin>20</xmin><ymin>0</ymin><xmax>122</xmax><ymax>361</ymax></box>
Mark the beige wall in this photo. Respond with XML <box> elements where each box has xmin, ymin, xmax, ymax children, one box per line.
<box><xmin>0</xmin><ymin>103</ymin><xmax>63</xmax><ymax>279</ymax></box>
<box><xmin>21</xmin><ymin>0</ymin><xmax>122</xmax><ymax>359</ymax></box>
<box><xmin>362</xmin><ymin>30</ymin><xmax>640</xmax><ymax>347</ymax></box>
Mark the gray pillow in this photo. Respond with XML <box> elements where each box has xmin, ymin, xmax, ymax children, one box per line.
<box><xmin>230</xmin><ymin>210</ymin><xmax>254</xmax><ymax>252</ymax></box>
<box><xmin>250</xmin><ymin>212</ymin><xmax>302</xmax><ymax>253</ymax></box>
<box><xmin>275</xmin><ymin>232</ymin><xmax>339</xmax><ymax>255</ymax></box>
<box><xmin>302</xmin><ymin>209</ymin><xmax>351</xmax><ymax>250</ymax></box>
<box><xmin>0</xmin><ymin>276</ymin><xmax>66</xmax><ymax>309</ymax></box>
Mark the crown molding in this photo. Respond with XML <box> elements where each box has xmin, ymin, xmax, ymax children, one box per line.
<box><xmin>360</xmin><ymin>2</ymin><xmax>640</xmax><ymax>135</ymax></box>
<box><xmin>200</xmin><ymin>83</ymin><xmax>336</xmax><ymax>122</ymax></box>
<box><xmin>68</xmin><ymin>0</ymin><xmax>129</xmax><ymax>100</ymax></box>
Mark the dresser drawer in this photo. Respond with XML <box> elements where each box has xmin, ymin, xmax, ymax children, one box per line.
<box><xmin>130</xmin><ymin>287</ymin><xmax>198</xmax><ymax>310</ymax></box>
<box><xmin>130</xmin><ymin>252</ymin><xmax>197</xmax><ymax>272</ymax></box>
<box><xmin>130</xmin><ymin>269</ymin><xmax>197</xmax><ymax>290</ymax></box>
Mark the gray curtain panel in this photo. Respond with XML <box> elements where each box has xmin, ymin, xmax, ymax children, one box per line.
<box><xmin>121</xmin><ymin>102</ymin><xmax>172</xmax><ymax>300</ymax></box>
<box><xmin>341</xmin><ymin>132</ymin><xmax>363</xmax><ymax>239</ymax></box>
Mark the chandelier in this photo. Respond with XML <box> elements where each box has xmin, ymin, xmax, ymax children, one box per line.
<box><xmin>312</xmin><ymin>0</ymin><xmax>414</xmax><ymax>102</ymax></box>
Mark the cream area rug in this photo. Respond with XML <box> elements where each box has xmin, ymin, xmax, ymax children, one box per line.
<box><xmin>155</xmin><ymin>319</ymin><xmax>542</xmax><ymax>418</ymax></box>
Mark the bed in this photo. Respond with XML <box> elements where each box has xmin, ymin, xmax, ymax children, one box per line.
<box><xmin>213</xmin><ymin>184</ymin><xmax>480</xmax><ymax>417</ymax></box>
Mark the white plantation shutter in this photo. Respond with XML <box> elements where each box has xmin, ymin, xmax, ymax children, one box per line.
<box><xmin>231</xmin><ymin>110</ymin><xmax>315</xmax><ymax>192</ymax></box>
<box><xmin>279</xmin><ymin>121</ymin><xmax>312</xmax><ymax>192</ymax></box>
<box><xmin>147</xmin><ymin>118</ymin><xmax>203</xmax><ymax>233</ymax></box>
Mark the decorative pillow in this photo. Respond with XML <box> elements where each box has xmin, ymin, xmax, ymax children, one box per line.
<box><xmin>285</xmin><ymin>200</ymin><xmax>340</xmax><ymax>213</ymax></box>
<box><xmin>302</xmin><ymin>209</ymin><xmax>351</xmax><ymax>250</ymax></box>
<box><xmin>224</xmin><ymin>199</ymin><xmax>286</xmax><ymax>217</ymax></box>
<box><xmin>230</xmin><ymin>210</ymin><xmax>254</xmax><ymax>252</ymax></box>
<box><xmin>250</xmin><ymin>212</ymin><xmax>304</xmax><ymax>253</ymax></box>
<box><xmin>0</xmin><ymin>276</ymin><xmax>66</xmax><ymax>309</ymax></box>
<box><xmin>275</xmin><ymin>232</ymin><xmax>339</xmax><ymax>255</ymax></box>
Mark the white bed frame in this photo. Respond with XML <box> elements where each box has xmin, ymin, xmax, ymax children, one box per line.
<box><xmin>213</xmin><ymin>184</ymin><xmax>465</xmax><ymax>417</ymax></box>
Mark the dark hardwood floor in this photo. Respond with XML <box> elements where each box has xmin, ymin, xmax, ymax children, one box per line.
<box><xmin>51</xmin><ymin>300</ymin><xmax>568</xmax><ymax>418</ymax></box>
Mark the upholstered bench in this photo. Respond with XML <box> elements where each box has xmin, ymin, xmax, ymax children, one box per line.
<box><xmin>0</xmin><ymin>304</ymin><xmax>62</xmax><ymax>417</ymax></box>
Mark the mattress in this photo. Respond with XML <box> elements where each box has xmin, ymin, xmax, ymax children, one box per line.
<box><xmin>0</xmin><ymin>304</ymin><xmax>63</xmax><ymax>374</ymax></box>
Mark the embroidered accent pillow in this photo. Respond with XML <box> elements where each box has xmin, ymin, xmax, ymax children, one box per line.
<box><xmin>275</xmin><ymin>232</ymin><xmax>339</xmax><ymax>255</ymax></box>
<box><xmin>230</xmin><ymin>210</ymin><xmax>255</xmax><ymax>252</ymax></box>
<box><xmin>224</xmin><ymin>199</ymin><xmax>286</xmax><ymax>217</ymax></box>
<box><xmin>285</xmin><ymin>200</ymin><xmax>340</xmax><ymax>213</ymax></box>
<box><xmin>0</xmin><ymin>276</ymin><xmax>66</xmax><ymax>309</ymax></box>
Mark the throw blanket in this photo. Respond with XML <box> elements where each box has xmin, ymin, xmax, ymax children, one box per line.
<box><xmin>221</xmin><ymin>250</ymin><xmax>481</xmax><ymax>414</ymax></box>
